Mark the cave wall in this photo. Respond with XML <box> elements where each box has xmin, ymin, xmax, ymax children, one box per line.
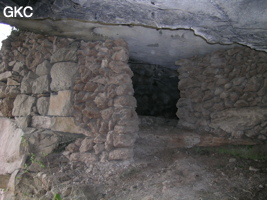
<box><xmin>0</xmin><ymin>30</ymin><xmax>138</xmax><ymax>171</ymax></box>
<box><xmin>176</xmin><ymin>47</ymin><xmax>267</xmax><ymax>140</ymax></box>
<box><xmin>130</xmin><ymin>62</ymin><xmax>179</xmax><ymax>118</ymax></box>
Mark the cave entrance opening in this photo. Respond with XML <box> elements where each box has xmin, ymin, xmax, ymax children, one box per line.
<box><xmin>129</xmin><ymin>59</ymin><xmax>180</xmax><ymax>120</ymax></box>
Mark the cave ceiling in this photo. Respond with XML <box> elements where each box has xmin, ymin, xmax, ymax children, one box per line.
<box><xmin>0</xmin><ymin>0</ymin><xmax>267</xmax><ymax>68</ymax></box>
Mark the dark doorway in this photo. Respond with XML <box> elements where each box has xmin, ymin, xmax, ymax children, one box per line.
<box><xmin>129</xmin><ymin>60</ymin><xmax>179</xmax><ymax>119</ymax></box>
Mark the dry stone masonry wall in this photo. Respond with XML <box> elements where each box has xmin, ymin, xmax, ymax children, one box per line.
<box><xmin>70</xmin><ymin>39</ymin><xmax>138</xmax><ymax>163</ymax></box>
<box><xmin>0</xmin><ymin>31</ymin><xmax>138</xmax><ymax>167</ymax></box>
<box><xmin>176</xmin><ymin>47</ymin><xmax>267</xmax><ymax>140</ymax></box>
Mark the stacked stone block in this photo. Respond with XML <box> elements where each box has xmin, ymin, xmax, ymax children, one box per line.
<box><xmin>69</xmin><ymin>39</ymin><xmax>138</xmax><ymax>163</ymax></box>
<box><xmin>0</xmin><ymin>31</ymin><xmax>138</xmax><ymax>164</ymax></box>
<box><xmin>176</xmin><ymin>47</ymin><xmax>267</xmax><ymax>140</ymax></box>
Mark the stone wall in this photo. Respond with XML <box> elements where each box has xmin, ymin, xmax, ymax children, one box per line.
<box><xmin>176</xmin><ymin>47</ymin><xmax>267</xmax><ymax>140</ymax></box>
<box><xmin>0</xmin><ymin>30</ymin><xmax>138</xmax><ymax>168</ymax></box>
<box><xmin>130</xmin><ymin>62</ymin><xmax>179</xmax><ymax>119</ymax></box>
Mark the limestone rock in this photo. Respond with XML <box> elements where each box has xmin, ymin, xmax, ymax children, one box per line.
<box><xmin>114</xmin><ymin>96</ymin><xmax>137</xmax><ymax>107</ymax></box>
<box><xmin>37</xmin><ymin>97</ymin><xmax>50</xmax><ymax>115</ymax></box>
<box><xmin>7</xmin><ymin>78</ymin><xmax>20</xmax><ymax>86</ymax></box>
<box><xmin>109</xmin><ymin>74</ymin><xmax>132</xmax><ymax>85</ymax></box>
<box><xmin>31</xmin><ymin>116</ymin><xmax>52</xmax><ymax>129</ymax></box>
<box><xmin>12</xmin><ymin>62</ymin><xmax>25</xmax><ymax>73</ymax></box>
<box><xmin>0</xmin><ymin>85</ymin><xmax>6</xmax><ymax>98</ymax></box>
<box><xmin>32</xmin><ymin>75</ymin><xmax>50</xmax><ymax>94</ymax></box>
<box><xmin>51</xmin><ymin>117</ymin><xmax>84</xmax><ymax>134</ymax></box>
<box><xmin>50</xmin><ymin>62</ymin><xmax>78</xmax><ymax>91</ymax></box>
<box><xmin>0</xmin><ymin>98</ymin><xmax>14</xmax><ymax>117</ymax></box>
<box><xmin>112</xmin><ymin>48</ymin><xmax>128</xmax><ymax>62</ymax></box>
<box><xmin>0</xmin><ymin>119</ymin><xmax>25</xmax><ymax>174</ymax></box>
<box><xmin>100</xmin><ymin>108</ymin><xmax>114</xmax><ymax>121</ymax></box>
<box><xmin>0</xmin><ymin>71</ymin><xmax>12</xmax><ymax>81</ymax></box>
<box><xmin>244</xmin><ymin>76</ymin><xmax>262</xmax><ymax>92</ymax></box>
<box><xmin>12</xmin><ymin>94</ymin><xmax>36</xmax><ymax>116</ymax></box>
<box><xmin>48</xmin><ymin>90</ymin><xmax>72</xmax><ymax>116</ymax></box>
<box><xmin>5</xmin><ymin>86</ymin><xmax>20</xmax><ymax>98</ymax></box>
<box><xmin>79</xmin><ymin>138</ymin><xmax>94</xmax><ymax>152</ymax></box>
<box><xmin>20</xmin><ymin>71</ymin><xmax>38</xmax><ymax>94</ymax></box>
<box><xmin>66</xmin><ymin>143</ymin><xmax>79</xmax><ymax>153</ymax></box>
<box><xmin>210</xmin><ymin>107</ymin><xmax>267</xmax><ymax>134</ymax></box>
<box><xmin>36</xmin><ymin>60</ymin><xmax>51</xmax><ymax>76</ymax></box>
<box><xmin>27</xmin><ymin>129</ymin><xmax>60</xmax><ymax>155</ymax></box>
<box><xmin>115</xmin><ymin>84</ymin><xmax>134</xmax><ymax>96</ymax></box>
<box><xmin>15</xmin><ymin>116</ymin><xmax>31</xmax><ymax>129</ymax></box>
<box><xmin>93</xmin><ymin>143</ymin><xmax>105</xmax><ymax>155</ymax></box>
<box><xmin>50</xmin><ymin>46</ymin><xmax>78</xmax><ymax>63</ymax></box>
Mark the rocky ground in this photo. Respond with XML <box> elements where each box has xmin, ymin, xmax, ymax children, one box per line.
<box><xmin>9</xmin><ymin>117</ymin><xmax>267</xmax><ymax>200</ymax></box>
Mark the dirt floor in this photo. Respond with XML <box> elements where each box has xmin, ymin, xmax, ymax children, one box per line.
<box><xmin>99</xmin><ymin>117</ymin><xmax>267</xmax><ymax>200</ymax></box>
<box><xmin>11</xmin><ymin>117</ymin><xmax>267</xmax><ymax>200</ymax></box>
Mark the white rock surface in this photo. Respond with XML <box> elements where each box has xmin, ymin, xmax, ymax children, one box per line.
<box><xmin>0</xmin><ymin>118</ymin><xmax>25</xmax><ymax>175</ymax></box>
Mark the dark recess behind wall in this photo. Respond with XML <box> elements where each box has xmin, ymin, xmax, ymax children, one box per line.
<box><xmin>129</xmin><ymin>60</ymin><xmax>180</xmax><ymax>119</ymax></box>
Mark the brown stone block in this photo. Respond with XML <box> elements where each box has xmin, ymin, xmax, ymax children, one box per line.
<box><xmin>31</xmin><ymin>116</ymin><xmax>52</xmax><ymax>129</ymax></box>
<box><xmin>83</xmin><ymin>82</ymin><xmax>98</xmax><ymax>92</ymax></box>
<box><xmin>108</xmin><ymin>61</ymin><xmax>133</xmax><ymax>76</ymax></box>
<box><xmin>105</xmin><ymin>131</ymin><xmax>114</xmax><ymax>151</ymax></box>
<box><xmin>51</xmin><ymin>117</ymin><xmax>84</xmax><ymax>134</ymax></box>
<box><xmin>82</xmin><ymin>107</ymin><xmax>101</xmax><ymax>119</ymax></box>
<box><xmin>74</xmin><ymin>102</ymin><xmax>85</xmax><ymax>111</ymax></box>
<box><xmin>81</xmin><ymin>70</ymin><xmax>93</xmax><ymax>83</ymax></box>
<box><xmin>74</xmin><ymin>91</ymin><xmax>86</xmax><ymax>104</ymax></box>
<box><xmin>94</xmin><ymin>92</ymin><xmax>108</xmax><ymax>109</ymax></box>
<box><xmin>107</xmin><ymin>85</ymin><xmax>117</xmax><ymax>99</ymax></box>
<box><xmin>0</xmin><ymin>71</ymin><xmax>12</xmax><ymax>81</ymax></box>
<box><xmin>99</xmin><ymin>121</ymin><xmax>109</xmax><ymax>134</ymax></box>
<box><xmin>5</xmin><ymin>86</ymin><xmax>20</xmax><ymax>99</ymax></box>
<box><xmin>66</xmin><ymin>143</ymin><xmax>79</xmax><ymax>153</ymax></box>
<box><xmin>87</xmin><ymin>119</ymin><xmax>101</xmax><ymax>133</ymax></box>
<box><xmin>80</xmin><ymin>153</ymin><xmax>98</xmax><ymax>164</ymax></box>
<box><xmin>109</xmin><ymin>73</ymin><xmax>132</xmax><ymax>85</ymax></box>
<box><xmin>12</xmin><ymin>94</ymin><xmax>36</xmax><ymax>116</ymax></box>
<box><xmin>93</xmin><ymin>143</ymin><xmax>105</xmax><ymax>155</ymax></box>
<box><xmin>114</xmin><ymin>96</ymin><xmax>137</xmax><ymax>107</ymax></box>
<box><xmin>112</xmin><ymin>108</ymin><xmax>138</xmax><ymax>122</ymax></box>
<box><xmin>73</xmin><ymin>82</ymin><xmax>85</xmax><ymax>91</ymax></box>
<box><xmin>48</xmin><ymin>90</ymin><xmax>72</xmax><ymax>116</ymax></box>
<box><xmin>79</xmin><ymin>138</ymin><xmax>94</xmax><ymax>152</ymax></box>
<box><xmin>100</xmin><ymin>108</ymin><xmax>114</xmax><ymax>121</ymax></box>
<box><xmin>0</xmin><ymin>98</ymin><xmax>14</xmax><ymax>117</ymax></box>
<box><xmin>115</xmin><ymin>84</ymin><xmax>134</xmax><ymax>96</ymax></box>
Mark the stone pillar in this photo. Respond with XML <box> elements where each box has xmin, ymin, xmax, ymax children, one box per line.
<box><xmin>70</xmin><ymin>39</ymin><xmax>139</xmax><ymax>163</ymax></box>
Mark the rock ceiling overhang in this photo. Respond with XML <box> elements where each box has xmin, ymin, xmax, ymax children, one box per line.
<box><xmin>0</xmin><ymin>0</ymin><xmax>267</xmax><ymax>68</ymax></box>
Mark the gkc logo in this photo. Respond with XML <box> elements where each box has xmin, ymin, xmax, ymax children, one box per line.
<box><xmin>3</xmin><ymin>6</ymin><xmax>33</xmax><ymax>18</ymax></box>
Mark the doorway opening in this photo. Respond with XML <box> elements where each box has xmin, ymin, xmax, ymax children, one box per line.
<box><xmin>129</xmin><ymin>59</ymin><xmax>179</xmax><ymax>119</ymax></box>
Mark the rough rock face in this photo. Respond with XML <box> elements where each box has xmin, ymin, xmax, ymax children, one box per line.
<box><xmin>0</xmin><ymin>0</ymin><xmax>267</xmax><ymax>67</ymax></box>
<box><xmin>176</xmin><ymin>47</ymin><xmax>267</xmax><ymax>140</ymax></box>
